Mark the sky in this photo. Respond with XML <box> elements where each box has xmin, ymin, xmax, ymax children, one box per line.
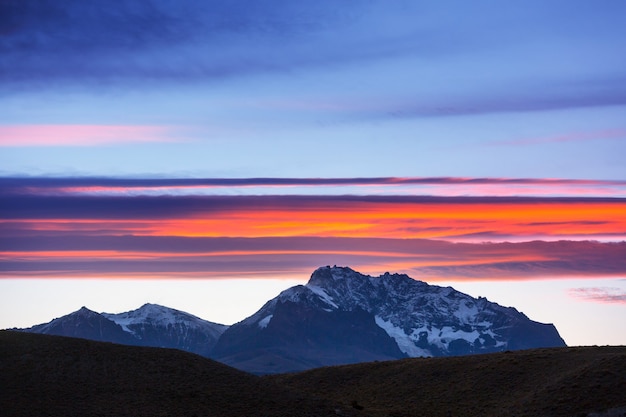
<box><xmin>1</xmin><ymin>0</ymin><xmax>625</xmax><ymax>347</ymax></box>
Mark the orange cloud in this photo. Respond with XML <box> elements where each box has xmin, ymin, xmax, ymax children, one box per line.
<box><xmin>2</xmin><ymin>198</ymin><xmax>625</xmax><ymax>241</ymax></box>
<box><xmin>2</xmin><ymin>193</ymin><xmax>625</xmax><ymax>280</ymax></box>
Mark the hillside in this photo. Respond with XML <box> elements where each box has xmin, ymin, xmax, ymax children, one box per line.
<box><xmin>0</xmin><ymin>331</ymin><xmax>354</xmax><ymax>417</ymax></box>
<box><xmin>2</xmin><ymin>330</ymin><xmax>624</xmax><ymax>417</ymax></box>
<box><xmin>269</xmin><ymin>346</ymin><xmax>626</xmax><ymax>417</ymax></box>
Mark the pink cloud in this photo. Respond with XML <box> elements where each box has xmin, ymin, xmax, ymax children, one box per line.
<box><xmin>493</xmin><ymin>128</ymin><xmax>626</xmax><ymax>147</ymax></box>
<box><xmin>568</xmin><ymin>287</ymin><xmax>626</xmax><ymax>304</ymax></box>
<box><xmin>0</xmin><ymin>124</ymin><xmax>175</xmax><ymax>146</ymax></box>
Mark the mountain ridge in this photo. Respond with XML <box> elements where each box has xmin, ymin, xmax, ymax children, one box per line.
<box><xmin>15</xmin><ymin>265</ymin><xmax>565</xmax><ymax>374</ymax></box>
<box><xmin>103</xmin><ymin>302</ymin><xmax>228</xmax><ymax>356</ymax></box>
<box><xmin>21</xmin><ymin>303</ymin><xmax>228</xmax><ymax>358</ymax></box>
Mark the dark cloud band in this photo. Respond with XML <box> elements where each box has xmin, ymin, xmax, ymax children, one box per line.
<box><xmin>1</xmin><ymin>236</ymin><xmax>624</xmax><ymax>279</ymax></box>
<box><xmin>1</xmin><ymin>176</ymin><xmax>625</xmax><ymax>194</ymax></box>
<box><xmin>1</xmin><ymin>193</ymin><xmax>625</xmax><ymax>220</ymax></box>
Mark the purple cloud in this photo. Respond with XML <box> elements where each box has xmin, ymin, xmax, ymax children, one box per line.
<box><xmin>569</xmin><ymin>287</ymin><xmax>626</xmax><ymax>305</ymax></box>
<box><xmin>1</xmin><ymin>176</ymin><xmax>625</xmax><ymax>196</ymax></box>
<box><xmin>1</xmin><ymin>192</ymin><xmax>625</xmax><ymax>220</ymax></box>
<box><xmin>1</xmin><ymin>236</ymin><xmax>625</xmax><ymax>280</ymax></box>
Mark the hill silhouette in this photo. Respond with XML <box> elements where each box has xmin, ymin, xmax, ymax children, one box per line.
<box><xmin>270</xmin><ymin>345</ymin><xmax>626</xmax><ymax>417</ymax></box>
<box><xmin>0</xmin><ymin>330</ymin><xmax>354</xmax><ymax>417</ymax></box>
<box><xmin>2</xmin><ymin>330</ymin><xmax>624</xmax><ymax>417</ymax></box>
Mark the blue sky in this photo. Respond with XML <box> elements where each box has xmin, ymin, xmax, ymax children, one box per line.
<box><xmin>2</xmin><ymin>0</ymin><xmax>625</xmax><ymax>178</ymax></box>
<box><xmin>1</xmin><ymin>1</ymin><xmax>625</xmax><ymax>346</ymax></box>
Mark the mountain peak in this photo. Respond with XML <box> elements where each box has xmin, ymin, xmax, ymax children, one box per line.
<box><xmin>135</xmin><ymin>303</ymin><xmax>170</xmax><ymax>315</ymax></box>
<box><xmin>76</xmin><ymin>306</ymin><xmax>99</xmax><ymax>316</ymax></box>
<box><xmin>105</xmin><ymin>303</ymin><xmax>198</xmax><ymax>330</ymax></box>
<box><xmin>308</xmin><ymin>265</ymin><xmax>359</xmax><ymax>286</ymax></box>
<box><xmin>308</xmin><ymin>265</ymin><xmax>417</xmax><ymax>287</ymax></box>
<box><xmin>22</xmin><ymin>305</ymin><xmax>136</xmax><ymax>345</ymax></box>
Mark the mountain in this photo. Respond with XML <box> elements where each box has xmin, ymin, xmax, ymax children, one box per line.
<box><xmin>212</xmin><ymin>266</ymin><xmax>565</xmax><ymax>373</ymax></box>
<box><xmin>103</xmin><ymin>303</ymin><xmax>228</xmax><ymax>356</ymax></box>
<box><xmin>211</xmin><ymin>286</ymin><xmax>406</xmax><ymax>374</ymax></box>
<box><xmin>21</xmin><ymin>303</ymin><xmax>227</xmax><ymax>358</ymax></box>
<box><xmin>25</xmin><ymin>306</ymin><xmax>138</xmax><ymax>345</ymax></box>
<box><xmin>17</xmin><ymin>266</ymin><xmax>566</xmax><ymax>375</ymax></box>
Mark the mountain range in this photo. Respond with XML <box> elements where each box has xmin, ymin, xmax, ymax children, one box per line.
<box><xmin>17</xmin><ymin>265</ymin><xmax>566</xmax><ymax>374</ymax></box>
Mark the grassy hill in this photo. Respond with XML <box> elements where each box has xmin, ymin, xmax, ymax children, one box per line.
<box><xmin>2</xmin><ymin>330</ymin><xmax>624</xmax><ymax>417</ymax></box>
<box><xmin>269</xmin><ymin>346</ymin><xmax>626</xmax><ymax>417</ymax></box>
<box><xmin>0</xmin><ymin>330</ymin><xmax>354</xmax><ymax>417</ymax></box>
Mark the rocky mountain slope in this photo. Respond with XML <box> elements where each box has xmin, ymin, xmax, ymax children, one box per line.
<box><xmin>212</xmin><ymin>266</ymin><xmax>565</xmax><ymax>373</ymax></box>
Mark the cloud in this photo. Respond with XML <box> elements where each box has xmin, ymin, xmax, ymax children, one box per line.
<box><xmin>0</xmin><ymin>0</ymin><xmax>374</xmax><ymax>87</ymax></box>
<box><xmin>1</xmin><ymin>192</ymin><xmax>624</xmax><ymax>242</ymax></box>
<box><xmin>2</xmin><ymin>0</ymin><xmax>625</xmax><ymax>124</ymax></box>
<box><xmin>1</xmin><ymin>176</ymin><xmax>625</xmax><ymax>197</ymax></box>
<box><xmin>0</xmin><ymin>125</ymin><xmax>176</xmax><ymax>146</ymax></box>
<box><xmin>568</xmin><ymin>287</ymin><xmax>626</xmax><ymax>305</ymax></box>
<box><xmin>0</xmin><ymin>236</ymin><xmax>624</xmax><ymax>280</ymax></box>
<box><xmin>359</xmin><ymin>85</ymin><xmax>626</xmax><ymax>120</ymax></box>
<box><xmin>491</xmin><ymin>129</ymin><xmax>626</xmax><ymax>147</ymax></box>
<box><xmin>2</xmin><ymin>176</ymin><xmax>624</xmax><ymax>279</ymax></box>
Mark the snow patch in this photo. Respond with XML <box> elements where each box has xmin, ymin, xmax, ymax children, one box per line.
<box><xmin>103</xmin><ymin>314</ymin><xmax>136</xmax><ymax>334</ymax></box>
<box><xmin>307</xmin><ymin>285</ymin><xmax>338</xmax><ymax>309</ymax></box>
<box><xmin>409</xmin><ymin>325</ymin><xmax>507</xmax><ymax>349</ymax></box>
<box><xmin>278</xmin><ymin>286</ymin><xmax>309</xmax><ymax>303</ymax></box>
<box><xmin>375</xmin><ymin>316</ymin><xmax>432</xmax><ymax>358</ymax></box>
<box><xmin>453</xmin><ymin>300</ymin><xmax>480</xmax><ymax>323</ymax></box>
<box><xmin>438</xmin><ymin>326</ymin><xmax>480</xmax><ymax>344</ymax></box>
<box><xmin>258</xmin><ymin>315</ymin><xmax>273</xmax><ymax>329</ymax></box>
<box><xmin>103</xmin><ymin>303</ymin><xmax>217</xmax><ymax>334</ymax></box>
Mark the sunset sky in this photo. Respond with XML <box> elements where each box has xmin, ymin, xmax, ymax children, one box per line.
<box><xmin>1</xmin><ymin>1</ymin><xmax>625</xmax><ymax>346</ymax></box>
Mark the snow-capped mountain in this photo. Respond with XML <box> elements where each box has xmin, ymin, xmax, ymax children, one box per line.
<box><xmin>306</xmin><ymin>266</ymin><xmax>565</xmax><ymax>355</ymax></box>
<box><xmin>25</xmin><ymin>306</ymin><xmax>137</xmax><ymax>345</ymax></box>
<box><xmin>212</xmin><ymin>266</ymin><xmax>565</xmax><ymax>373</ymax></box>
<box><xmin>103</xmin><ymin>303</ymin><xmax>228</xmax><ymax>356</ymax></box>
<box><xmin>21</xmin><ymin>304</ymin><xmax>228</xmax><ymax>358</ymax></box>
<box><xmin>18</xmin><ymin>266</ymin><xmax>566</xmax><ymax>375</ymax></box>
<box><xmin>211</xmin><ymin>284</ymin><xmax>405</xmax><ymax>374</ymax></box>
